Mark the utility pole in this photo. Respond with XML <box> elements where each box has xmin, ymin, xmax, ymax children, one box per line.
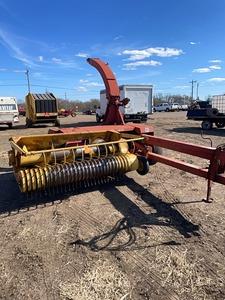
<box><xmin>189</xmin><ymin>80</ymin><xmax>197</xmax><ymax>100</ymax></box>
<box><xmin>196</xmin><ymin>82</ymin><xmax>199</xmax><ymax>100</ymax></box>
<box><xmin>25</xmin><ymin>69</ymin><xmax>31</xmax><ymax>93</ymax></box>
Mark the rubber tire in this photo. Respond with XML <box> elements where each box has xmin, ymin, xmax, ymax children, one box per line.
<box><xmin>55</xmin><ymin>119</ymin><xmax>61</xmax><ymax>127</ymax></box>
<box><xmin>166</xmin><ymin>108</ymin><xmax>169</xmax><ymax>112</ymax></box>
<box><xmin>8</xmin><ymin>123</ymin><xmax>12</xmax><ymax>129</ymax></box>
<box><xmin>215</xmin><ymin>121</ymin><xmax>225</xmax><ymax>128</ymax></box>
<box><xmin>137</xmin><ymin>156</ymin><xmax>149</xmax><ymax>175</ymax></box>
<box><xmin>96</xmin><ymin>114</ymin><xmax>101</xmax><ymax>123</ymax></box>
<box><xmin>148</xmin><ymin>145</ymin><xmax>163</xmax><ymax>166</ymax></box>
<box><xmin>26</xmin><ymin>118</ymin><xmax>33</xmax><ymax>128</ymax></box>
<box><xmin>201</xmin><ymin>120</ymin><xmax>213</xmax><ymax>130</ymax></box>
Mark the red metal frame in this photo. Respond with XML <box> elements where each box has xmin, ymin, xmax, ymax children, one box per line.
<box><xmin>50</xmin><ymin>124</ymin><xmax>225</xmax><ymax>201</ymax></box>
<box><xmin>87</xmin><ymin>58</ymin><xmax>128</xmax><ymax>125</ymax></box>
<box><xmin>49</xmin><ymin>58</ymin><xmax>225</xmax><ymax>202</ymax></box>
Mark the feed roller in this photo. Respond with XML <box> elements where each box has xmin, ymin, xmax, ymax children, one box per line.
<box><xmin>8</xmin><ymin>129</ymin><xmax>148</xmax><ymax>193</ymax></box>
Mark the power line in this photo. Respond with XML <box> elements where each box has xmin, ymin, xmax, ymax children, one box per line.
<box><xmin>189</xmin><ymin>80</ymin><xmax>197</xmax><ymax>100</ymax></box>
<box><xmin>25</xmin><ymin>69</ymin><xmax>31</xmax><ymax>93</ymax></box>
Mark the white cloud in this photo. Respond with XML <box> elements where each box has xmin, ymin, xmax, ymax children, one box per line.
<box><xmin>193</xmin><ymin>67</ymin><xmax>211</xmax><ymax>73</ymax></box>
<box><xmin>52</xmin><ymin>57</ymin><xmax>62</xmax><ymax>63</ymax></box>
<box><xmin>114</xmin><ymin>35</ymin><xmax>123</xmax><ymax>41</ymax></box>
<box><xmin>38</xmin><ymin>55</ymin><xmax>43</xmax><ymax>62</ymax></box>
<box><xmin>121</xmin><ymin>47</ymin><xmax>184</xmax><ymax>61</ymax></box>
<box><xmin>76</xmin><ymin>52</ymin><xmax>88</xmax><ymax>58</ymax></box>
<box><xmin>79</xmin><ymin>79</ymin><xmax>89</xmax><ymax>83</ymax></box>
<box><xmin>207</xmin><ymin>77</ymin><xmax>225</xmax><ymax>82</ymax></box>
<box><xmin>0</xmin><ymin>68</ymin><xmax>7</xmax><ymax>71</ymax></box>
<box><xmin>193</xmin><ymin>64</ymin><xmax>222</xmax><ymax>73</ymax></box>
<box><xmin>0</xmin><ymin>29</ymin><xmax>35</xmax><ymax>66</ymax></box>
<box><xmin>13</xmin><ymin>69</ymin><xmax>25</xmax><ymax>73</ymax></box>
<box><xmin>123</xmin><ymin>60</ymin><xmax>162</xmax><ymax>70</ymax></box>
<box><xmin>209</xmin><ymin>65</ymin><xmax>221</xmax><ymax>70</ymax></box>
<box><xmin>51</xmin><ymin>57</ymin><xmax>77</xmax><ymax>68</ymax></box>
<box><xmin>175</xmin><ymin>85</ymin><xmax>189</xmax><ymax>89</ymax></box>
<box><xmin>209</xmin><ymin>59</ymin><xmax>222</xmax><ymax>63</ymax></box>
<box><xmin>79</xmin><ymin>79</ymin><xmax>103</xmax><ymax>87</ymax></box>
<box><xmin>76</xmin><ymin>86</ymin><xmax>88</xmax><ymax>92</ymax></box>
<box><xmin>190</xmin><ymin>42</ymin><xmax>197</xmax><ymax>45</ymax></box>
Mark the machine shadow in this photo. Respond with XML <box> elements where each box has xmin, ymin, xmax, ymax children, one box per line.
<box><xmin>60</xmin><ymin>120</ymin><xmax>97</xmax><ymax>128</ymax></box>
<box><xmin>0</xmin><ymin>172</ymin><xmax>103</xmax><ymax>217</ymax></box>
<box><xmin>1</xmin><ymin>172</ymin><xmax>200</xmax><ymax>251</ymax></box>
<box><xmin>70</xmin><ymin>176</ymin><xmax>200</xmax><ymax>252</ymax></box>
<box><xmin>167</xmin><ymin>126</ymin><xmax>225</xmax><ymax>137</ymax></box>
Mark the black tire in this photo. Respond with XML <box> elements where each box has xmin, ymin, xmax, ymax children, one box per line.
<box><xmin>165</xmin><ymin>108</ymin><xmax>169</xmax><ymax>112</ymax></box>
<box><xmin>96</xmin><ymin>114</ymin><xmax>101</xmax><ymax>123</ymax></box>
<box><xmin>137</xmin><ymin>156</ymin><xmax>149</xmax><ymax>175</ymax></box>
<box><xmin>215</xmin><ymin>121</ymin><xmax>225</xmax><ymax>128</ymax></box>
<box><xmin>8</xmin><ymin>123</ymin><xmax>13</xmax><ymax>129</ymax></box>
<box><xmin>148</xmin><ymin>145</ymin><xmax>163</xmax><ymax>165</ymax></box>
<box><xmin>26</xmin><ymin>118</ymin><xmax>33</xmax><ymax>128</ymax></box>
<box><xmin>201</xmin><ymin>120</ymin><xmax>213</xmax><ymax>130</ymax></box>
<box><xmin>55</xmin><ymin>119</ymin><xmax>60</xmax><ymax>127</ymax></box>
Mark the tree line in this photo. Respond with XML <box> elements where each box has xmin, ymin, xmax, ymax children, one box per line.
<box><xmin>57</xmin><ymin>98</ymin><xmax>100</xmax><ymax>112</ymax></box>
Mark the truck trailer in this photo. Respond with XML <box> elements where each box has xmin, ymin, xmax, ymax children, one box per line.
<box><xmin>96</xmin><ymin>85</ymin><xmax>153</xmax><ymax>123</ymax></box>
<box><xmin>0</xmin><ymin>97</ymin><xmax>19</xmax><ymax>128</ymax></box>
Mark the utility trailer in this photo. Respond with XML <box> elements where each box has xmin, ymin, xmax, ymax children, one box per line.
<box><xmin>187</xmin><ymin>108</ymin><xmax>225</xmax><ymax>130</ymax></box>
<box><xmin>97</xmin><ymin>85</ymin><xmax>153</xmax><ymax>123</ymax></box>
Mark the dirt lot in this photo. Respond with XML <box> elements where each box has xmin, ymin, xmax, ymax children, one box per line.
<box><xmin>0</xmin><ymin>112</ymin><xmax>225</xmax><ymax>300</ymax></box>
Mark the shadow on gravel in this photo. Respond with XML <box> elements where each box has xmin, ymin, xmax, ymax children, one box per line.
<box><xmin>1</xmin><ymin>172</ymin><xmax>200</xmax><ymax>251</ymax></box>
<box><xmin>60</xmin><ymin>120</ymin><xmax>97</xmax><ymax>128</ymax></box>
<box><xmin>70</xmin><ymin>177</ymin><xmax>200</xmax><ymax>252</ymax></box>
<box><xmin>0</xmin><ymin>171</ymin><xmax>104</xmax><ymax>217</ymax></box>
<box><xmin>167</xmin><ymin>126</ymin><xmax>225</xmax><ymax>137</ymax></box>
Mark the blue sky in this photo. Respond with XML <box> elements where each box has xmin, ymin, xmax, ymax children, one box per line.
<box><xmin>0</xmin><ymin>0</ymin><xmax>225</xmax><ymax>101</ymax></box>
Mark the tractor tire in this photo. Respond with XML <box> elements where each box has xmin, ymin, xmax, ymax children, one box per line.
<box><xmin>55</xmin><ymin>119</ymin><xmax>61</xmax><ymax>127</ymax></box>
<box><xmin>201</xmin><ymin>120</ymin><xmax>213</xmax><ymax>130</ymax></box>
<box><xmin>96</xmin><ymin>114</ymin><xmax>101</xmax><ymax>123</ymax></box>
<box><xmin>137</xmin><ymin>156</ymin><xmax>149</xmax><ymax>175</ymax></box>
<box><xmin>215</xmin><ymin>121</ymin><xmax>225</xmax><ymax>128</ymax></box>
<box><xmin>26</xmin><ymin>118</ymin><xmax>33</xmax><ymax>128</ymax></box>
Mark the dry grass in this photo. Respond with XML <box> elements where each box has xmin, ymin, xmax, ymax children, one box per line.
<box><xmin>59</xmin><ymin>259</ymin><xmax>131</xmax><ymax>300</ymax></box>
<box><xmin>153</xmin><ymin>247</ymin><xmax>221</xmax><ymax>300</ymax></box>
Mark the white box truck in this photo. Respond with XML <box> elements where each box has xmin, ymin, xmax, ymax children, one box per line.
<box><xmin>0</xmin><ymin>97</ymin><xmax>19</xmax><ymax>128</ymax></box>
<box><xmin>212</xmin><ymin>94</ymin><xmax>225</xmax><ymax>113</ymax></box>
<box><xmin>96</xmin><ymin>85</ymin><xmax>153</xmax><ymax>123</ymax></box>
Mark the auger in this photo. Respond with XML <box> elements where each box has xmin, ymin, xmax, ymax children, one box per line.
<box><xmin>8</xmin><ymin>58</ymin><xmax>225</xmax><ymax>202</ymax></box>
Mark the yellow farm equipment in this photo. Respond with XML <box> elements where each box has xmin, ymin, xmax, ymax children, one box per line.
<box><xmin>8</xmin><ymin>126</ymin><xmax>148</xmax><ymax>193</ymax></box>
<box><xmin>25</xmin><ymin>92</ymin><xmax>60</xmax><ymax>127</ymax></box>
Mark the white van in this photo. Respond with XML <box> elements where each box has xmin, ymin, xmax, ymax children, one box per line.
<box><xmin>0</xmin><ymin>97</ymin><xmax>19</xmax><ymax>128</ymax></box>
